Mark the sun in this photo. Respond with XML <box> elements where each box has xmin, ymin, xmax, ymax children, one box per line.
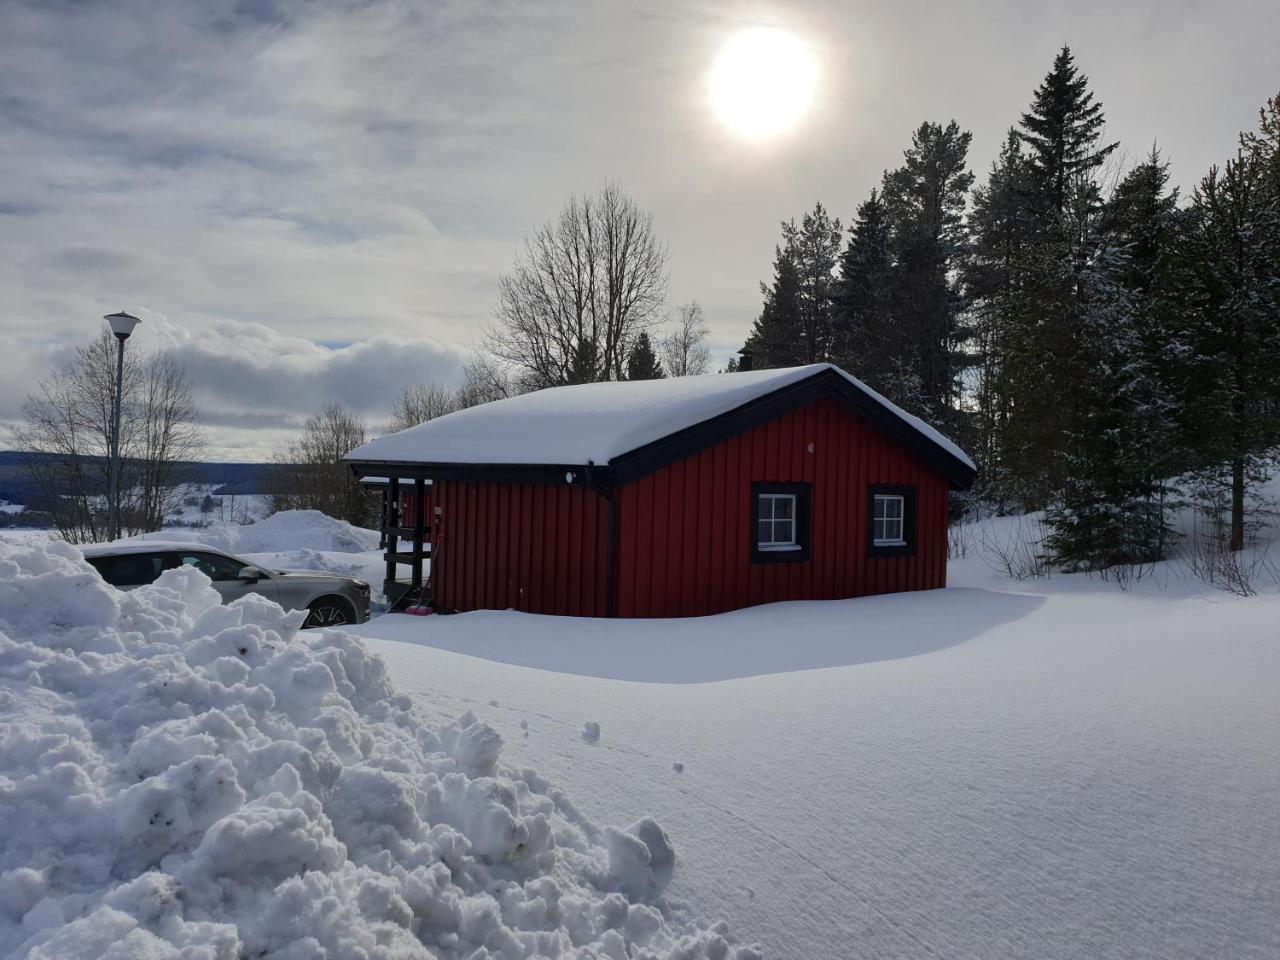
<box><xmin>709</xmin><ymin>27</ymin><xmax>818</xmax><ymax>140</ymax></box>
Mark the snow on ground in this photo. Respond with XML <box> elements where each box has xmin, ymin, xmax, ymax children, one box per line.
<box><xmin>3</xmin><ymin>501</ymin><xmax>1280</xmax><ymax>957</ymax></box>
<box><xmin>161</xmin><ymin>485</ymin><xmax>270</xmax><ymax>528</ymax></box>
<box><xmin>348</xmin><ymin>522</ymin><xmax>1280</xmax><ymax>959</ymax></box>
<box><xmin>0</xmin><ymin>538</ymin><xmax>754</xmax><ymax>959</ymax></box>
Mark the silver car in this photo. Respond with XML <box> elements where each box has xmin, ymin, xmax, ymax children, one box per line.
<box><xmin>81</xmin><ymin>541</ymin><xmax>371</xmax><ymax>627</ymax></box>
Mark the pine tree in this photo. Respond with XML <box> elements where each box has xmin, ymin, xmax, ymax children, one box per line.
<box><xmin>880</xmin><ymin>120</ymin><xmax>975</xmax><ymax>425</ymax></box>
<box><xmin>1175</xmin><ymin>109</ymin><xmax>1280</xmax><ymax>551</ymax></box>
<box><xmin>625</xmin><ymin>331</ymin><xmax>665</xmax><ymax>381</ymax></box>
<box><xmin>789</xmin><ymin>204</ymin><xmax>843</xmax><ymax>363</ymax></box>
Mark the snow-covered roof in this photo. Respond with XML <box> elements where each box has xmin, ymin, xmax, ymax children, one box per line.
<box><xmin>347</xmin><ymin>363</ymin><xmax>975</xmax><ymax>480</ymax></box>
<box><xmin>81</xmin><ymin>540</ymin><xmax>230</xmax><ymax>556</ymax></box>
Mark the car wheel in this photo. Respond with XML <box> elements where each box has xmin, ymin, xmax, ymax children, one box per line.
<box><xmin>303</xmin><ymin>597</ymin><xmax>355</xmax><ymax>628</ymax></box>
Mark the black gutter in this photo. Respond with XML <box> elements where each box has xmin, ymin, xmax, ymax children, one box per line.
<box><xmin>347</xmin><ymin>460</ymin><xmax>614</xmax><ymax>487</ymax></box>
<box><xmin>583</xmin><ymin>461</ymin><xmax>617</xmax><ymax>619</ymax></box>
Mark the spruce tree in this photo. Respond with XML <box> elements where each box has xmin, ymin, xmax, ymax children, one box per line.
<box><xmin>964</xmin><ymin>130</ymin><xmax>1035</xmax><ymax>489</ymax></box>
<box><xmin>1002</xmin><ymin>47</ymin><xmax>1118</xmax><ymax>505</ymax></box>
<box><xmin>625</xmin><ymin>332</ymin><xmax>665</xmax><ymax>381</ymax></box>
<box><xmin>1018</xmin><ymin>46</ymin><xmax>1118</xmax><ymax>226</ymax></box>
<box><xmin>832</xmin><ymin>190</ymin><xmax>896</xmax><ymax>390</ymax></box>
<box><xmin>1045</xmin><ymin>224</ymin><xmax>1179</xmax><ymax>571</ymax></box>
<box><xmin>1043</xmin><ymin>253</ymin><xmax>1155</xmax><ymax>569</ymax></box>
<box><xmin>744</xmin><ymin>242</ymin><xmax>805</xmax><ymax>367</ymax></box>
<box><xmin>744</xmin><ymin>204</ymin><xmax>842</xmax><ymax>369</ymax></box>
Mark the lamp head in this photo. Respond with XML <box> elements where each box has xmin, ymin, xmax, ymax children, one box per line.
<box><xmin>104</xmin><ymin>311</ymin><xmax>141</xmax><ymax>340</ymax></box>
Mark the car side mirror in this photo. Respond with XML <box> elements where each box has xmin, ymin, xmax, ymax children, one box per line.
<box><xmin>239</xmin><ymin>565</ymin><xmax>265</xmax><ymax>582</ymax></box>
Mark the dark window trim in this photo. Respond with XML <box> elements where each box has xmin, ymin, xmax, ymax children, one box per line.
<box><xmin>751</xmin><ymin>482</ymin><xmax>811</xmax><ymax>564</ymax></box>
<box><xmin>868</xmin><ymin>484</ymin><xmax>916</xmax><ymax>558</ymax></box>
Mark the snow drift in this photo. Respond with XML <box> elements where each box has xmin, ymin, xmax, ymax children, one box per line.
<box><xmin>0</xmin><ymin>538</ymin><xmax>754</xmax><ymax>959</ymax></box>
<box><xmin>135</xmin><ymin>509</ymin><xmax>380</xmax><ymax>555</ymax></box>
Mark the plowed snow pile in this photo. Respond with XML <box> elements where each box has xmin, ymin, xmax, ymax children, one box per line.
<box><xmin>135</xmin><ymin>509</ymin><xmax>380</xmax><ymax>554</ymax></box>
<box><xmin>0</xmin><ymin>539</ymin><xmax>753</xmax><ymax>959</ymax></box>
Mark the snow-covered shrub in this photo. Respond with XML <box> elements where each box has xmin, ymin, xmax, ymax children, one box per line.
<box><xmin>974</xmin><ymin>513</ymin><xmax>1051</xmax><ymax>581</ymax></box>
<box><xmin>0</xmin><ymin>538</ymin><xmax>754</xmax><ymax>959</ymax></box>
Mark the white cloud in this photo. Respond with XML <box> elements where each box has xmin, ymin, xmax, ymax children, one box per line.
<box><xmin>2</xmin><ymin>0</ymin><xmax>1277</xmax><ymax>457</ymax></box>
<box><xmin>140</xmin><ymin>310</ymin><xmax>464</xmax><ymax>458</ymax></box>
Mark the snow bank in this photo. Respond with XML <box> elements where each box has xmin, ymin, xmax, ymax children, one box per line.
<box><xmin>0</xmin><ymin>539</ymin><xmax>753</xmax><ymax>959</ymax></box>
<box><xmin>134</xmin><ymin>509</ymin><xmax>380</xmax><ymax>555</ymax></box>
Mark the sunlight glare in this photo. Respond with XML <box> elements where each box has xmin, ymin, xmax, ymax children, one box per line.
<box><xmin>710</xmin><ymin>27</ymin><xmax>818</xmax><ymax>140</ymax></box>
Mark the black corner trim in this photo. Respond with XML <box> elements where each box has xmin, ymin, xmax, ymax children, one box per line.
<box><xmin>868</xmin><ymin>484</ymin><xmax>916</xmax><ymax>559</ymax></box>
<box><xmin>751</xmin><ymin>482</ymin><xmax>812</xmax><ymax>564</ymax></box>
<box><xmin>609</xmin><ymin>369</ymin><xmax>975</xmax><ymax>490</ymax></box>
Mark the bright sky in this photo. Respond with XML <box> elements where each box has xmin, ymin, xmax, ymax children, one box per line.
<box><xmin>1</xmin><ymin>0</ymin><xmax>1276</xmax><ymax>459</ymax></box>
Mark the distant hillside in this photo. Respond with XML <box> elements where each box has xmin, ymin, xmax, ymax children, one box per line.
<box><xmin>0</xmin><ymin>451</ymin><xmax>278</xmax><ymax>508</ymax></box>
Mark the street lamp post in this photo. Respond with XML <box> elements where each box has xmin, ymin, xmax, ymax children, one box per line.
<box><xmin>103</xmin><ymin>311</ymin><xmax>141</xmax><ymax>541</ymax></box>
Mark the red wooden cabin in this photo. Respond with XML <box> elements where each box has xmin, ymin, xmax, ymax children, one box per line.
<box><xmin>346</xmin><ymin>363</ymin><xmax>975</xmax><ymax>618</ymax></box>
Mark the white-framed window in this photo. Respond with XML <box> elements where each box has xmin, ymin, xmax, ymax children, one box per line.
<box><xmin>757</xmin><ymin>493</ymin><xmax>799</xmax><ymax>550</ymax></box>
<box><xmin>872</xmin><ymin>494</ymin><xmax>906</xmax><ymax>546</ymax></box>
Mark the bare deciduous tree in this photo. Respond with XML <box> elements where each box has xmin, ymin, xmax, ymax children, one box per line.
<box><xmin>269</xmin><ymin>402</ymin><xmax>375</xmax><ymax>526</ymax></box>
<box><xmin>133</xmin><ymin>355</ymin><xmax>203</xmax><ymax>530</ymax></box>
<box><xmin>387</xmin><ymin>382</ymin><xmax>457</xmax><ymax>433</ymax></box>
<box><xmin>12</xmin><ymin>331</ymin><xmax>203</xmax><ymax>543</ymax></box>
<box><xmin>660</xmin><ymin>301</ymin><xmax>712</xmax><ymax>377</ymax></box>
<box><xmin>455</xmin><ymin>354</ymin><xmax>515</xmax><ymax>409</ymax></box>
<box><xmin>383</xmin><ymin>357</ymin><xmax>520</xmax><ymax>440</ymax></box>
<box><xmin>487</xmin><ymin>183</ymin><xmax>668</xmax><ymax>387</ymax></box>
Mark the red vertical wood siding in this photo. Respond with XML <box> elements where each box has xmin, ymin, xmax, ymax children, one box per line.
<box><xmin>417</xmin><ymin>480</ymin><xmax>609</xmax><ymax>616</ymax></box>
<box><xmin>395</xmin><ymin>394</ymin><xmax>953</xmax><ymax>617</ymax></box>
<box><xmin>614</xmin><ymin>396</ymin><xmax>951</xmax><ymax>618</ymax></box>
